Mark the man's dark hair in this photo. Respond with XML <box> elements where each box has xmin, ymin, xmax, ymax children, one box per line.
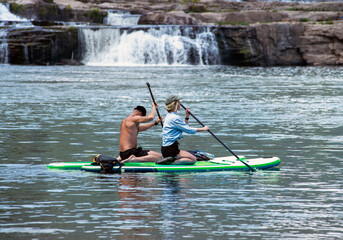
<box><xmin>134</xmin><ymin>106</ymin><xmax>146</xmax><ymax>116</ymax></box>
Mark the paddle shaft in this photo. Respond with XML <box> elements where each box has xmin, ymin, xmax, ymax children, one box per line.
<box><xmin>146</xmin><ymin>82</ymin><xmax>163</xmax><ymax>128</ymax></box>
<box><xmin>180</xmin><ymin>102</ymin><xmax>255</xmax><ymax>172</ymax></box>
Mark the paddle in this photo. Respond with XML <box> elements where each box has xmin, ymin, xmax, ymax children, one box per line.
<box><xmin>146</xmin><ymin>82</ymin><xmax>163</xmax><ymax>128</ymax></box>
<box><xmin>180</xmin><ymin>102</ymin><xmax>256</xmax><ymax>172</ymax></box>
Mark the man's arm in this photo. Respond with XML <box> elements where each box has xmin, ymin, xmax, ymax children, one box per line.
<box><xmin>138</xmin><ymin>116</ymin><xmax>163</xmax><ymax>132</ymax></box>
<box><xmin>133</xmin><ymin>103</ymin><xmax>157</xmax><ymax>124</ymax></box>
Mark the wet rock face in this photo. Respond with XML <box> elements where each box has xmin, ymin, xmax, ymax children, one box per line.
<box><xmin>253</xmin><ymin>23</ymin><xmax>306</xmax><ymax>66</ymax></box>
<box><xmin>299</xmin><ymin>24</ymin><xmax>343</xmax><ymax>66</ymax></box>
<box><xmin>217</xmin><ymin>22</ymin><xmax>343</xmax><ymax>66</ymax></box>
<box><xmin>7</xmin><ymin>27</ymin><xmax>81</xmax><ymax>65</ymax></box>
<box><xmin>216</xmin><ymin>23</ymin><xmax>305</xmax><ymax>66</ymax></box>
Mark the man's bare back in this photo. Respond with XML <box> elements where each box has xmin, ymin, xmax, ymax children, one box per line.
<box><xmin>119</xmin><ymin>117</ymin><xmax>139</xmax><ymax>152</ymax></box>
<box><xmin>118</xmin><ymin>104</ymin><xmax>163</xmax><ymax>162</ymax></box>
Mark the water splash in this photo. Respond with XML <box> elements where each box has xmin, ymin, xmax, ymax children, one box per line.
<box><xmin>79</xmin><ymin>26</ymin><xmax>220</xmax><ymax>66</ymax></box>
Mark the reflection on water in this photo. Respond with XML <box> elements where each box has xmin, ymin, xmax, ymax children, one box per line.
<box><xmin>0</xmin><ymin>65</ymin><xmax>342</xmax><ymax>239</ymax></box>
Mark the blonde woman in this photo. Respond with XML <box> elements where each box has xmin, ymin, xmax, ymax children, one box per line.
<box><xmin>157</xmin><ymin>95</ymin><xmax>209</xmax><ymax>165</ymax></box>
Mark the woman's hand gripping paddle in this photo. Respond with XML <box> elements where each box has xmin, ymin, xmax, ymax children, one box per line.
<box><xmin>146</xmin><ymin>82</ymin><xmax>163</xmax><ymax>128</ymax></box>
<box><xmin>180</xmin><ymin>102</ymin><xmax>256</xmax><ymax>172</ymax></box>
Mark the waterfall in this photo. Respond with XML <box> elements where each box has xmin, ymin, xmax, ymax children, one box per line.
<box><xmin>0</xmin><ymin>4</ymin><xmax>12</xmax><ymax>63</ymax></box>
<box><xmin>79</xmin><ymin>26</ymin><xmax>220</xmax><ymax>66</ymax></box>
<box><xmin>104</xmin><ymin>10</ymin><xmax>141</xmax><ymax>26</ymax></box>
<box><xmin>0</xmin><ymin>29</ymin><xmax>8</xmax><ymax>64</ymax></box>
<box><xmin>1</xmin><ymin>3</ymin><xmax>32</xmax><ymax>64</ymax></box>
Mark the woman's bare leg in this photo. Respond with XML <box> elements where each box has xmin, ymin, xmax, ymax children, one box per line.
<box><xmin>172</xmin><ymin>150</ymin><xmax>196</xmax><ymax>165</ymax></box>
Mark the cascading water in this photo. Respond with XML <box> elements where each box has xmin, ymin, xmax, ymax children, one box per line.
<box><xmin>79</xmin><ymin>10</ymin><xmax>219</xmax><ymax>66</ymax></box>
<box><xmin>0</xmin><ymin>4</ymin><xmax>14</xmax><ymax>64</ymax></box>
<box><xmin>0</xmin><ymin>3</ymin><xmax>32</xmax><ymax>64</ymax></box>
<box><xmin>104</xmin><ymin>10</ymin><xmax>141</xmax><ymax>26</ymax></box>
<box><xmin>79</xmin><ymin>25</ymin><xmax>220</xmax><ymax>66</ymax></box>
<box><xmin>0</xmin><ymin>30</ymin><xmax>8</xmax><ymax>64</ymax></box>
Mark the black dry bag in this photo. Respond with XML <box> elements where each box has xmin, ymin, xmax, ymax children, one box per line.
<box><xmin>92</xmin><ymin>154</ymin><xmax>122</xmax><ymax>173</ymax></box>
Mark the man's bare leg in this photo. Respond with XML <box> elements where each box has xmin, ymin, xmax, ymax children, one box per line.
<box><xmin>122</xmin><ymin>151</ymin><xmax>161</xmax><ymax>163</ymax></box>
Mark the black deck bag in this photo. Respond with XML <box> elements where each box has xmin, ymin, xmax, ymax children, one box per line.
<box><xmin>188</xmin><ymin>150</ymin><xmax>214</xmax><ymax>161</ymax></box>
<box><xmin>92</xmin><ymin>154</ymin><xmax>122</xmax><ymax>173</ymax></box>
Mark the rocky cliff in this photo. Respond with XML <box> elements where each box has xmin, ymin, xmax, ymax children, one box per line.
<box><xmin>2</xmin><ymin>0</ymin><xmax>343</xmax><ymax>66</ymax></box>
<box><xmin>6</xmin><ymin>27</ymin><xmax>80</xmax><ymax>65</ymax></box>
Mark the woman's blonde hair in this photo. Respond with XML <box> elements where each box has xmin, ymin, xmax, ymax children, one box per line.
<box><xmin>166</xmin><ymin>101</ymin><xmax>178</xmax><ymax>112</ymax></box>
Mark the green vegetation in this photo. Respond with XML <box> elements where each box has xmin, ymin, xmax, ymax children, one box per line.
<box><xmin>187</xmin><ymin>4</ymin><xmax>207</xmax><ymax>13</ymax></box>
<box><xmin>299</xmin><ymin>18</ymin><xmax>309</xmax><ymax>22</ymax></box>
<box><xmin>77</xmin><ymin>0</ymin><xmax>102</xmax><ymax>3</ymax></box>
<box><xmin>10</xmin><ymin>3</ymin><xmax>24</xmax><ymax>14</ymax></box>
<box><xmin>86</xmin><ymin>8</ymin><xmax>105</xmax><ymax>24</ymax></box>
<box><xmin>240</xmin><ymin>47</ymin><xmax>252</xmax><ymax>56</ymax></box>
<box><xmin>217</xmin><ymin>21</ymin><xmax>249</xmax><ymax>26</ymax></box>
<box><xmin>228</xmin><ymin>9</ymin><xmax>238</xmax><ymax>12</ymax></box>
<box><xmin>183</xmin><ymin>0</ymin><xmax>200</xmax><ymax>4</ymax></box>
<box><xmin>319</xmin><ymin>20</ymin><xmax>334</xmax><ymax>25</ymax></box>
<box><xmin>287</xmin><ymin>7</ymin><xmax>335</xmax><ymax>12</ymax></box>
<box><xmin>66</xmin><ymin>26</ymin><xmax>77</xmax><ymax>32</ymax></box>
<box><xmin>34</xmin><ymin>2</ymin><xmax>58</xmax><ymax>20</ymax></box>
<box><xmin>42</xmin><ymin>0</ymin><xmax>54</xmax><ymax>3</ymax></box>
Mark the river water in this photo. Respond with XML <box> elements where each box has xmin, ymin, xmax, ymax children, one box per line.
<box><xmin>0</xmin><ymin>65</ymin><xmax>342</xmax><ymax>239</ymax></box>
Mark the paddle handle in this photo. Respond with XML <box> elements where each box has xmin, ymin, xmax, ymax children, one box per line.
<box><xmin>146</xmin><ymin>82</ymin><xmax>163</xmax><ymax>128</ymax></box>
<box><xmin>180</xmin><ymin>102</ymin><xmax>255</xmax><ymax>172</ymax></box>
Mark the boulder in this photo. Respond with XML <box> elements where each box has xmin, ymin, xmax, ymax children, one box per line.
<box><xmin>140</xmin><ymin>11</ymin><xmax>200</xmax><ymax>25</ymax></box>
<box><xmin>217</xmin><ymin>23</ymin><xmax>306</xmax><ymax>66</ymax></box>
<box><xmin>221</xmin><ymin>11</ymin><xmax>288</xmax><ymax>25</ymax></box>
<box><xmin>189</xmin><ymin>12</ymin><xmax>222</xmax><ymax>25</ymax></box>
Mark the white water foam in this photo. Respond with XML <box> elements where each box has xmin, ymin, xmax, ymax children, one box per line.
<box><xmin>79</xmin><ymin>26</ymin><xmax>220</xmax><ymax>66</ymax></box>
<box><xmin>0</xmin><ymin>3</ymin><xmax>25</xmax><ymax>21</ymax></box>
<box><xmin>104</xmin><ymin>10</ymin><xmax>141</xmax><ymax>26</ymax></box>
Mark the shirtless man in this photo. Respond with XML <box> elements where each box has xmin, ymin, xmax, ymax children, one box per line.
<box><xmin>119</xmin><ymin>104</ymin><xmax>162</xmax><ymax>162</ymax></box>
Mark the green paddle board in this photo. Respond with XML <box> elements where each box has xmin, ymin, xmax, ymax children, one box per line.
<box><xmin>47</xmin><ymin>156</ymin><xmax>280</xmax><ymax>173</ymax></box>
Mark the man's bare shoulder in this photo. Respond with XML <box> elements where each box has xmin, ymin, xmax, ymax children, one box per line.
<box><xmin>122</xmin><ymin>116</ymin><xmax>140</xmax><ymax>128</ymax></box>
<box><xmin>127</xmin><ymin>115</ymin><xmax>143</xmax><ymax>123</ymax></box>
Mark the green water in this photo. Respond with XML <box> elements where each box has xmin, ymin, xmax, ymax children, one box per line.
<box><xmin>0</xmin><ymin>65</ymin><xmax>342</xmax><ymax>239</ymax></box>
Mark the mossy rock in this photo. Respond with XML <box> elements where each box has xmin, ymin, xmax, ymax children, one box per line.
<box><xmin>186</xmin><ymin>4</ymin><xmax>207</xmax><ymax>13</ymax></box>
<box><xmin>85</xmin><ymin>8</ymin><xmax>106</xmax><ymax>24</ymax></box>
